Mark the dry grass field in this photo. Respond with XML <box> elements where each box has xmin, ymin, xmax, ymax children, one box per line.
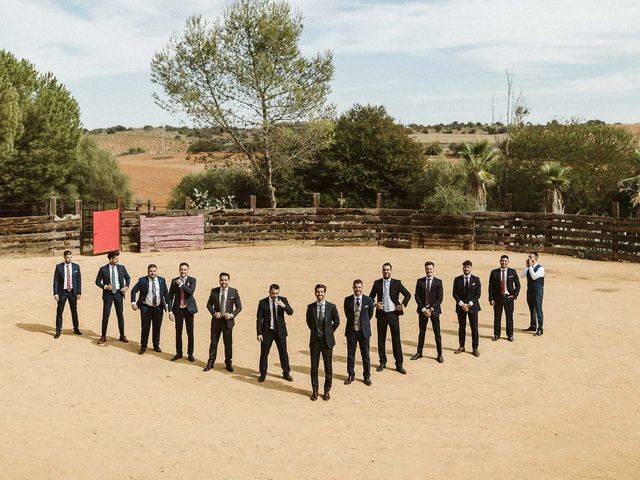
<box><xmin>1</xmin><ymin>246</ymin><xmax>638</xmax><ymax>479</ymax></box>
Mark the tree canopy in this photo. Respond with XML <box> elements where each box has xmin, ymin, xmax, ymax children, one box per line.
<box><xmin>151</xmin><ymin>0</ymin><xmax>334</xmax><ymax>207</ymax></box>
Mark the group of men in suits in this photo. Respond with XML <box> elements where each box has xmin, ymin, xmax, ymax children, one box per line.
<box><xmin>53</xmin><ymin>250</ymin><xmax>547</xmax><ymax>401</ymax></box>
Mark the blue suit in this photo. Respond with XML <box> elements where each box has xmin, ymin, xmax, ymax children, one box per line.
<box><xmin>52</xmin><ymin>262</ymin><xmax>81</xmax><ymax>332</ymax></box>
<box><xmin>95</xmin><ymin>263</ymin><xmax>131</xmax><ymax>338</ymax></box>
<box><xmin>343</xmin><ymin>295</ymin><xmax>374</xmax><ymax>380</ymax></box>
<box><xmin>130</xmin><ymin>276</ymin><xmax>169</xmax><ymax>350</ymax></box>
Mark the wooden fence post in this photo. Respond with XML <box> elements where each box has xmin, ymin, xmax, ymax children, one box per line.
<box><xmin>505</xmin><ymin>193</ymin><xmax>512</xmax><ymax>212</ymax></box>
<box><xmin>312</xmin><ymin>193</ymin><xmax>320</xmax><ymax>208</ymax></box>
<box><xmin>249</xmin><ymin>195</ymin><xmax>256</xmax><ymax>210</ymax></box>
<box><xmin>184</xmin><ymin>196</ymin><xmax>191</xmax><ymax>210</ymax></box>
<box><xmin>611</xmin><ymin>201</ymin><xmax>620</xmax><ymax>261</ymax></box>
<box><xmin>49</xmin><ymin>196</ymin><xmax>57</xmax><ymax>218</ymax></box>
<box><xmin>376</xmin><ymin>193</ymin><xmax>383</xmax><ymax>209</ymax></box>
<box><xmin>147</xmin><ymin>199</ymin><xmax>152</xmax><ymax>212</ymax></box>
<box><xmin>75</xmin><ymin>199</ymin><xmax>83</xmax><ymax>253</ymax></box>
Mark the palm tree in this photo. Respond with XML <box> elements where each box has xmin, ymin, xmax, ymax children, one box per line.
<box><xmin>458</xmin><ymin>140</ymin><xmax>498</xmax><ymax>211</ymax></box>
<box><xmin>618</xmin><ymin>173</ymin><xmax>640</xmax><ymax>216</ymax></box>
<box><xmin>540</xmin><ymin>162</ymin><xmax>571</xmax><ymax>213</ymax></box>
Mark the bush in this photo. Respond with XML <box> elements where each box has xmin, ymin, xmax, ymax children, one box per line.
<box><xmin>143</xmin><ymin>125</ymin><xmax>153</xmax><ymax>130</ymax></box>
<box><xmin>422</xmin><ymin>185</ymin><xmax>474</xmax><ymax>214</ymax></box>
<box><xmin>447</xmin><ymin>142</ymin><xmax>466</xmax><ymax>155</ymax></box>
<box><xmin>424</xmin><ymin>142</ymin><xmax>442</xmax><ymax>156</ymax></box>
<box><xmin>187</xmin><ymin>138</ymin><xmax>227</xmax><ymax>153</ymax></box>
<box><xmin>168</xmin><ymin>167</ymin><xmax>263</xmax><ymax>209</ymax></box>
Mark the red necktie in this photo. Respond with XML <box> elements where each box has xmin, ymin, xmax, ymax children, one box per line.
<box><xmin>501</xmin><ymin>270</ymin><xmax>506</xmax><ymax>295</ymax></box>
<box><xmin>180</xmin><ymin>281</ymin><xmax>186</xmax><ymax>307</ymax></box>
<box><xmin>66</xmin><ymin>264</ymin><xmax>72</xmax><ymax>291</ymax></box>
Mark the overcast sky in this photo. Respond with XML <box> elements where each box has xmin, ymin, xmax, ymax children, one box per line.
<box><xmin>4</xmin><ymin>0</ymin><xmax>639</xmax><ymax>129</ymax></box>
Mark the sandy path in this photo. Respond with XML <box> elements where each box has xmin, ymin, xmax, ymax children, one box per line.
<box><xmin>0</xmin><ymin>246</ymin><xmax>638</xmax><ymax>479</ymax></box>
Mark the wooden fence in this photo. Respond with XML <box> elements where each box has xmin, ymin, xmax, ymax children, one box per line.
<box><xmin>2</xmin><ymin>203</ymin><xmax>639</xmax><ymax>262</ymax></box>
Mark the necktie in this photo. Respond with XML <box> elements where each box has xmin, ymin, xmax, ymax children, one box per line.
<box><xmin>356</xmin><ymin>297</ymin><xmax>360</xmax><ymax>308</ymax></box>
<box><xmin>271</xmin><ymin>300</ymin><xmax>276</xmax><ymax>329</ymax></box>
<box><xmin>221</xmin><ymin>290</ymin><xmax>227</xmax><ymax>314</ymax></box>
<box><xmin>151</xmin><ymin>279</ymin><xmax>157</xmax><ymax>307</ymax></box>
<box><xmin>180</xmin><ymin>280</ymin><xmax>186</xmax><ymax>307</ymax></box>
<box><xmin>66</xmin><ymin>264</ymin><xmax>72</xmax><ymax>291</ymax></box>
<box><xmin>426</xmin><ymin>278</ymin><xmax>431</xmax><ymax>305</ymax></box>
<box><xmin>319</xmin><ymin>304</ymin><xmax>325</xmax><ymax>322</ymax></box>
<box><xmin>383</xmin><ymin>281</ymin><xmax>389</xmax><ymax>310</ymax></box>
<box><xmin>464</xmin><ymin>277</ymin><xmax>470</xmax><ymax>297</ymax></box>
<box><xmin>501</xmin><ymin>270</ymin><xmax>506</xmax><ymax>295</ymax></box>
<box><xmin>111</xmin><ymin>267</ymin><xmax>116</xmax><ymax>292</ymax></box>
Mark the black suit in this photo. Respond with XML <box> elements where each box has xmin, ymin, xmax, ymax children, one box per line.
<box><xmin>306</xmin><ymin>301</ymin><xmax>340</xmax><ymax>393</ymax></box>
<box><xmin>414</xmin><ymin>276</ymin><xmax>444</xmax><ymax>357</ymax></box>
<box><xmin>343</xmin><ymin>295</ymin><xmax>374</xmax><ymax>380</ymax></box>
<box><xmin>95</xmin><ymin>263</ymin><xmax>130</xmax><ymax>337</ymax></box>
<box><xmin>488</xmin><ymin>268</ymin><xmax>520</xmax><ymax>338</ymax></box>
<box><xmin>206</xmin><ymin>287</ymin><xmax>242</xmax><ymax>366</ymax></box>
<box><xmin>130</xmin><ymin>276</ymin><xmax>169</xmax><ymax>349</ymax></box>
<box><xmin>256</xmin><ymin>296</ymin><xmax>294</xmax><ymax>376</ymax></box>
<box><xmin>369</xmin><ymin>278</ymin><xmax>411</xmax><ymax>367</ymax></box>
<box><xmin>452</xmin><ymin>275</ymin><xmax>482</xmax><ymax>350</ymax></box>
<box><xmin>53</xmin><ymin>261</ymin><xmax>81</xmax><ymax>332</ymax></box>
<box><xmin>168</xmin><ymin>276</ymin><xmax>198</xmax><ymax>356</ymax></box>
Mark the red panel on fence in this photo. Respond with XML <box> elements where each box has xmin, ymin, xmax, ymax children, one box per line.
<box><xmin>93</xmin><ymin>209</ymin><xmax>120</xmax><ymax>254</ymax></box>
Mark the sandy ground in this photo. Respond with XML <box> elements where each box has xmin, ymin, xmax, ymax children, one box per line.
<box><xmin>1</xmin><ymin>246</ymin><xmax>638</xmax><ymax>479</ymax></box>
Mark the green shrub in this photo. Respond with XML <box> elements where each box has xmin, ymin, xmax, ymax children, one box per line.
<box><xmin>424</xmin><ymin>142</ymin><xmax>442</xmax><ymax>156</ymax></box>
<box><xmin>422</xmin><ymin>185</ymin><xmax>474</xmax><ymax>214</ymax></box>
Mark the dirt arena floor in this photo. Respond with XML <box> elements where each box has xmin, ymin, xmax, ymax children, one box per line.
<box><xmin>1</xmin><ymin>246</ymin><xmax>638</xmax><ymax>479</ymax></box>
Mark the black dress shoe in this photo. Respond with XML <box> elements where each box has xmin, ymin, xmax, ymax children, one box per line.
<box><xmin>153</xmin><ymin>346</ymin><xmax>162</xmax><ymax>353</ymax></box>
<box><xmin>396</xmin><ymin>366</ymin><xmax>407</xmax><ymax>374</ymax></box>
<box><xmin>508</xmin><ymin>336</ymin><xmax>514</xmax><ymax>342</ymax></box>
<box><xmin>171</xmin><ymin>354</ymin><xmax>183</xmax><ymax>361</ymax></box>
<box><xmin>492</xmin><ymin>336</ymin><xmax>499</xmax><ymax>341</ymax></box>
<box><xmin>203</xmin><ymin>362</ymin><xmax>214</xmax><ymax>371</ymax></box>
<box><xmin>323</xmin><ymin>392</ymin><xmax>331</xmax><ymax>401</ymax></box>
<box><xmin>534</xmin><ymin>329</ymin><xmax>543</xmax><ymax>336</ymax></box>
<box><xmin>523</xmin><ymin>326</ymin><xmax>537</xmax><ymax>332</ymax></box>
<box><xmin>98</xmin><ymin>336</ymin><xmax>107</xmax><ymax>344</ymax></box>
<box><xmin>472</xmin><ymin>349</ymin><xmax>480</xmax><ymax>357</ymax></box>
<box><xmin>282</xmin><ymin>373</ymin><xmax>293</xmax><ymax>382</ymax></box>
<box><xmin>344</xmin><ymin>375</ymin><xmax>354</xmax><ymax>385</ymax></box>
<box><xmin>119</xmin><ymin>335</ymin><xmax>129</xmax><ymax>343</ymax></box>
<box><xmin>258</xmin><ymin>374</ymin><xmax>266</xmax><ymax>382</ymax></box>
<box><xmin>73</xmin><ymin>329</ymin><xmax>82</xmax><ymax>335</ymax></box>
<box><xmin>53</xmin><ymin>331</ymin><xmax>61</xmax><ymax>339</ymax></box>
<box><xmin>225</xmin><ymin>364</ymin><xmax>234</xmax><ymax>372</ymax></box>
<box><xmin>188</xmin><ymin>355</ymin><xmax>195</xmax><ymax>362</ymax></box>
<box><xmin>364</xmin><ymin>378</ymin><xmax>372</xmax><ymax>386</ymax></box>
<box><xmin>376</xmin><ymin>363</ymin><xmax>386</xmax><ymax>372</ymax></box>
<box><xmin>310</xmin><ymin>391</ymin><xmax>318</xmax><ymax>401</ymax></box>
<box><xmin>437</xmin><ymin>356</ymin><xmax>444</xmax><ymax>363</ymax></box>
<box><xmin>138</xmin><ymin>347</ymin><xmax>146</xmax><ymax>355</ymax></box>
<box><xmin>410</xmin><ymin>352</ymin><xmax>422</xmax><ymax>360</ymax></box>
<box><xmin>454</xmin><ymin>347</ymin><xmax>465</xmax><ymax>354</ymax></box>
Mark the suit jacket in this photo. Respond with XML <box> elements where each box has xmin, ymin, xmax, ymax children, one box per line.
<box><xmin>343</xmin><ymin>295</ymin><xmax>374</xmax><ymax>339</ymax></box>
<box><xmin>414</xmin><ymin>276</ymin><xmax>443</xmax><ymax>315</ymax></box>
<box><xmin>53</xmin><ymin>262</ymin><xmax>81</xmax><ymax>296</ymax></box>
<box><xmin>95</xmin><ymin>264</ymin><xmax>130</xmax><ymax>299</ymax></box>
<box><xmin>130</xmin><ymin>276</ymin><xmax>169</xmax><ymax>310</ymax></box>
<box><xmin>369</xmin><ymin>278</ymin><xmax>411</xmax><ymax>318</ymax></box>
<box><xmin>306</xmin><ymin>301</ymin><xmax>340</xmax><ymax>348</ymax></box>
<box><xmin>452</xmin><ymin>275</ymin><xmax>482</xmax><ymax>313</ymax></box>
<box><xmin>256</xmin><ymin>296</ymin><xmax>293</xmax><ymax>339</ymax></box>
<box><xmin>488</xmin><ymin>268</ymin><xmax>520</xmax><ymax>303</ymax></box>
<box><xmin>207</xmin><ymin>286</ymin><xmax>242</xmax><ymax>328</ymax></box>
<box><xmin>168</xmin><ymin>276</ymin><xmax>198</xmax><ymax>315</ymax></box>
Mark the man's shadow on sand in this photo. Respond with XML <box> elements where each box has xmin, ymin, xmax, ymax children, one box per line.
<box><xmin>16</xmin><ymin>322</ymin><xmax>310</xmax><ymax>397</ymax></box>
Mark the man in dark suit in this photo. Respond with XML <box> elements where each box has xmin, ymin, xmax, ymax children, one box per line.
<box><xmin>452</xmin><ymin>260</ymin><xmax>482</xmax><ymax>357</ymax></box>
<box><xmin>343</xmin><ymin>279</ymin><xmax>374</xmax><ymax>386</ymax></box>
<box><xmin>52</xmin><ymin>250</ymin><xmax>82</xmax><ymax>338</ymax></box>
<box><xmin>411</xmin><ymin>261</ymin><xmax>444</xmax><ymax>363</ymax></box>
<box><xmin>95</xmin><ymin>251</ymin><xmax>130</xmax><ymax>344</ymax></box>
<box><xmin>168</xmin><ymin>262</ymin><xmax>198</xmax><ymax>362</ymax></box>
<box><xmin>204</xmin><ymin>272</ymin><xmax>242</xmax><ymax>372</ymax></box>
<box><xmin>521</xmin><ymin>252</ymin><xmax>546</xmax><ymax>336</ymax></box>
<box><xmin>130</xmin><ymin>264</ymin><xmax>169</xmax><ymax>354</ymax></box>
<box><xmin>306</xmin><ymin>284</ymin><xmax>340</xmax><ymax>401</ymax></box>
<box><xmin>369</xmin><ymin>262</ymin><xmax>411</xmax><ymax>374</ymax></box>
<box><xmin>256</xmin><ymin>284</ymin><xmax>294</xmax><ymax>383</ymax></box>
<box><xmin>488</xmin><ymin>255</ymin><xmax>521</xmax><ymax>342</ymax></box>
